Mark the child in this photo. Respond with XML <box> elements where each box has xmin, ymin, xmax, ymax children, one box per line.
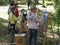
<box><xmin>18</xmin><ymin>9</ymin><xmax>28</xmax><ymax>34</ymax></box>
<box><xmin>9</xmin><ymin>7</ymin><xmax>17</xmax><ymax>45</ymax></box>
<box><xmin>26</xmin><ymin>7</ymin><xmax>38</xmax><ymax>45</ymax></box>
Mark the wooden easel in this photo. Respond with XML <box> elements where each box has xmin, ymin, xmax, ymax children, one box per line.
<box><xmin>43</xmin><ymin>16</ymin><xmax>56</xmax><ymax>45</ymax></box>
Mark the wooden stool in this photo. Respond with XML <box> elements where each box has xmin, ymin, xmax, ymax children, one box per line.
<box><xmin>15</xmin><ymin>33</ymin><xmax>26</xmax><ymax>45</ymax></box>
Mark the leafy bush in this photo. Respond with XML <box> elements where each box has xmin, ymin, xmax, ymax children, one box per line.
<box><xmin>54</xmin><ymin>0</ymin><xmax>60</xmax><ymax>34</ymax></box>
<box><xmin>54</xmin><ymin>0</ymin><xmax>60</xmax><ymax>26</ymax></box>
<box><xmin>0</xmin><ymin>0</ymin><xmax>9</xmax><ymax>5</ymax></box>
<box><xmin>46</xmin><ymin>2</ymin><xmax>53</xmax><ymax>6</ymax></box>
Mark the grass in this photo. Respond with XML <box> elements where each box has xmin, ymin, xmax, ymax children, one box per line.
<box><xmin>0</xmin><ymin>17</ymin><xmax>60</xmax><ymax>45</ymax></box>
<box><xmin>0</xmin><ymin>35</ymin><xmax>10</xmax><ymax>43</ymax></box>
<box><xmin>25</xmin><ymin>36</ymin><xmax>60</xmax><ymax>45</ymax></box>
<box><xmin>0</xmin><ymin>18</ymin><xmax>9</xmax><ymax>42</ymax></box>
<box><xmin>0</xmin><ymin>18</ymin><xmax>8</xmax><ymax>30</ymax></box>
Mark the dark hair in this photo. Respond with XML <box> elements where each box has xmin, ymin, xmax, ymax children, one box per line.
<box><xmin>10</xmin><ymin>1</ymin><xmax>15</xmax><ymax>6</ymax></box>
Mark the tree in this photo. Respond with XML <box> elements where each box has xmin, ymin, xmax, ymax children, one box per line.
<box><xmin>54</xmin><ymin>0</ymin><xmax>60</xmax><ymax>35</ymax></box>
<box><xmin>54</xmin><ymin>0</ymin><xmax>59</xmax><ymax>9</ymax></box>
<box><xmin>0</xmin><ymin>0</ymin><xmax>9</xmax><ymax>5</ymax></box>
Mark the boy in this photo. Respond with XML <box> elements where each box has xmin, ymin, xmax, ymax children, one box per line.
<box><xmin>26</xmin><ymin>7</ymin><xmax>38</xmax><ymax>45</ymax></box>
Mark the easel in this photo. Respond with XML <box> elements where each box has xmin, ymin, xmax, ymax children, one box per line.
<box><xmin>43</xmin><ymin>16</ymin><xmax>56</xmax><ymax>45</ymax></box>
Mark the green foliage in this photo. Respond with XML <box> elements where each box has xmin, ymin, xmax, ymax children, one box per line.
<box><xmin>46</xmin><ymin>0</ymin><xmax>52</xmax><ymax>1</ymax></box>
<box><xmin>0</xmin><ymin>0</ymin><xmax>9</xmax><ymax>5</ymax></box>
<box><xmin>18</xmin><ymin>0</ymin><xmax>21</xmax><ymax>1</ymax></box>
<box><xmin>54</xmin><ymin>0</ymin><xmax>60</xmax><ymax>9</ymax></box>
<box><xmin>55</xmin><ymin>6</ymin><xmax>60</xmax><ymax>25</ymax></box>
<box><xmin>46</xmin><ymin>2</ymin><xmax>53</xmax><ymax>6</ymax></box>
<box><xmin>54</xmin><ymin>0</ymin><xmax>59</xmax><ymax>9</ymax></box>
<box><xmin>54</xmin><ymin>0</ymin><xmax>60</xmax><ymax>26</ymax></box>
<box><xmin>25</xmin><ymin>0</ymin><xmax>28</xmax><ymax>4</ymax></box>
<box><xmin>0</xmin><ymin>18</ymin><xmax>8</xmax><ymax>30</ymax></box>
<box><xmin>53</xmin><ymin>0</ymin><xmax>60</xmax><ymax>34</ymax></box>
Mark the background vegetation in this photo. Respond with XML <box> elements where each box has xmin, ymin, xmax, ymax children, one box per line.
<box><xmin>0</xmin><ymin>0</ymin><xmax>60</xmax><ymax>45</ymax></box>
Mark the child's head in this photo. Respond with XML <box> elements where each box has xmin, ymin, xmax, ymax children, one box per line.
<box><xmin>30</xmin><ymin>7</ymin><xmax>37</xmax><ymax>13</ymax></box>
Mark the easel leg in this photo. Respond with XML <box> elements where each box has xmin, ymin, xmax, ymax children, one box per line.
<box><xmin>43</xmin><ymin>24</ymin><xmax>48</xmax><ymax>45</ymax></box>
<box><xmin>43</xmin><ymin>31</ymin><xmax>47</xmax><ymax>45</ymax></box>
<box><xmin>50</xmin><ymin>18</ymin><xmax>56</xmax><ymax>45</ymax></box>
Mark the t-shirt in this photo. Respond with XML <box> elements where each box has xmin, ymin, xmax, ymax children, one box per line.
<box><xmin>9</xmin><ymin>12</ymin><xmax>17</xmax><ymax>24</ymax></box>
<box><xmin>26</xmin><ymin>11</ymin><xmax>39</xmax><ymax>29</ymax></box>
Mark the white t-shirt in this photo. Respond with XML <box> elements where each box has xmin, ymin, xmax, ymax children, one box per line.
<box><xmin>26</xmin><ymin>11</ymin><xmax>39</xmax><ymax>29</ymax></box>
